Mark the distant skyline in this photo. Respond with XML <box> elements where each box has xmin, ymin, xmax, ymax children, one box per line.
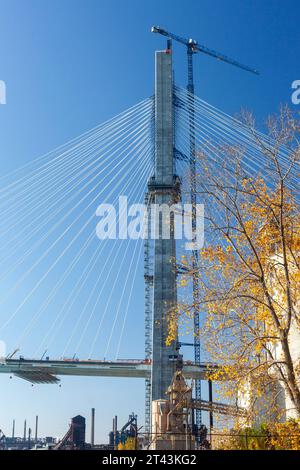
<box><xmin>0</xmin><ymin>0</ymin><xmax>299</xmax><ymax>442</ymax></box>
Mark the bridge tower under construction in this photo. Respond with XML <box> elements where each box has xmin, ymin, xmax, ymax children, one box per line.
<box><xmin>145</xmin><ymin>46</ymin><xmax>181</xmax><ymax>429</ymax></box>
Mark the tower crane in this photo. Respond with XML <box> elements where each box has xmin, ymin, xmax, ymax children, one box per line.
<box><xmin>151</xmin><ymin>25</ymin><xmax>259</xmax><ymax>438</ymax></box>
<box><xmin>151</xmin><ymin>26</ymin><xmax>259</xmax><ymax>88</ymax></box>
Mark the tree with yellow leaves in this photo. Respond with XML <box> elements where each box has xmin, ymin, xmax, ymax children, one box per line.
<box><xmin>216</xmin><ymin>420</ymin><xmax>300</xmax><ymax>450</ymax></box>
<box><xmin>117</xmin><ymin>437</ymin><xmax>137</xmax><ymax>450</ymax></box>
<box><xmin>171</xmin><ymin>106</ymin><xmax>300</xmax><ymax>425</ymax></box>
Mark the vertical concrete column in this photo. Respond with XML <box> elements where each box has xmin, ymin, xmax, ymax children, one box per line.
<box><xmin>151</xmin><ymin>50</ymin><xmax>179</xmax><ymax>401</ymax></box>
<box><xmin>154</xmin><ymin>51</ymin><xmax>174</xmax><ymax>186</ymax></box>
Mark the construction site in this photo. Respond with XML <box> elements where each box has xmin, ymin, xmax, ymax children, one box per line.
<box><xmin>0</xmin><ymin>2</ymin><xmax>299</xmax><ymax>455</ymax></box>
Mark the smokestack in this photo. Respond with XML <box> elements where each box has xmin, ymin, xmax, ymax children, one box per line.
<box><xmin>12</xmin><ymin>419</ymin><xmax>15</xmax><ymax>439</ymax></box>
<box><xmin>23</xmin><ymin>419</ymin><xmax>27</xmax><ymax>441</ymax></box>
<box><xmin>113</xmin><ymin>415</ymin><xmax>117</xmax><ymax>449</ymax></box>
<box><xmin>35</xmin><ymin>415</ymin><xmax>38</xmax><ymax>442</ymax></box>
<box><xmin>28</xmin><ymin>427</ymin><xmax>31</xmax><ymax>449</ymax></box>
<box><xmin>91</xmin><ymin>408</ymin><xmax>95</xmax><ymax>446</ymax></box>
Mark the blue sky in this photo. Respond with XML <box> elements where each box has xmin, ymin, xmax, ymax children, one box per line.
<box><xmin>0</xmin><ymin>0</ymin><xmax>299</xmax><ymax>443</ymax></box>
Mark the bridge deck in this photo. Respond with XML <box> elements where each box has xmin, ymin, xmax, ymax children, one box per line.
<box><xmin>0</xmin><ymin>358</ymin><xmax>218</xmax><ymax>383</ymax></box>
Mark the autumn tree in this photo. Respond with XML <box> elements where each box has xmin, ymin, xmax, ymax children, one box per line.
<box><xmin>216</xmin><ymin>420</ymin><xmax>300</xmax><ymax>450</ymax></box>
<box><xmin>117</xmin><ymin>437</ymin><xmax>137</xmax><ymax>450</ymax></box>
<box><xmin>173</xmin><ymin>106</ymin><xmax>300</xmax><ymax>424</ymax></box>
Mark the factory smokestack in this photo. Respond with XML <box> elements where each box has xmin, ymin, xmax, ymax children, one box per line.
<box><xmin>12</xmin><ymin>419</ymin><xmax>15</xmax><ymax>439</ymax></box>
<box><xmin>28</xmin><ymin>427</ymin><xmax>31</xmax><ymax>449</ymax></box>
<box><xmin>113</xmin><ymin>415</ymin><xmax>118</xmax><ymax>449</ymax></box>
<box><xmin>23</xmin><ymin>419</ymin><xmax>27</xmax><ymax>441</ymax></box>
<box><xmin>91</xmin><ymin>408</ymin><xmax>95</xmax><ymax>446</ymax></box>
<box><xmin>35</xmin><ymin>415</ymin><xmax>38</xmax><ymax>442</ymax></box>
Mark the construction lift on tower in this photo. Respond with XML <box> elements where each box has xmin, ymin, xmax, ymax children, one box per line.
<box><xmin>151</xmin><ymin>25</ymin><xmax>259</xmax><ymax>438</ymax></box>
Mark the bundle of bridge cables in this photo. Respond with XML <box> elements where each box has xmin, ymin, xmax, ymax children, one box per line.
<box><xmin>0</xmin><ymin>87</ymin><xmax>298</xmax><ymax>360</ymax></box>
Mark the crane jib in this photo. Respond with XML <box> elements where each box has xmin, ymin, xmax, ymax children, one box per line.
<box><xmin>151</xmin><ymin>25</ymin><xmax>259</xmax><ymax>75</ymax></box>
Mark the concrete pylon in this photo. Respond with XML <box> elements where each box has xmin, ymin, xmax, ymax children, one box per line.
<box><xmin>150</xmin><ymin>48</ymin><xmax>180</xmax><ymax>402</ymax></box>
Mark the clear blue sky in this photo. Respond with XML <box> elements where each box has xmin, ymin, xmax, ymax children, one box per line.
<box><xmin>0</xmin><ymin>0</ymin><xmax>299</xmax><ymax>443</ymax></box>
